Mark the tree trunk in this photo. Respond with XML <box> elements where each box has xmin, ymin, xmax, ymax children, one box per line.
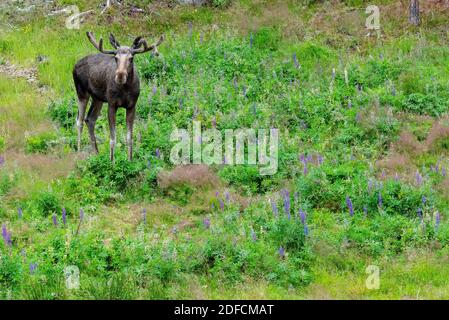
<box><xmin>409</xmin><ymin>0</ymin><xmax>420</xmax><ymax>26</ymax></box>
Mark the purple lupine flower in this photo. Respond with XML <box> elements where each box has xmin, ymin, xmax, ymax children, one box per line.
<box><xmin>242</xmin><ymin>85</ymin><xmax>247</xmax><ymax>98</ymax></box>
<box><xmin>368</xmin><ymin>179</ymin><xmax>373</xmax><ymax>193</ymax></box>
<box><xmin>52</xmin><ymin>214</ymin><xmax>58</xmax><ymax>226</ymax></box>
<box><xmin>62</xmin><ymin>208</ymin><xmax>67</xmax><ymax>226</ymax></box>
<box><xmin>415</xmin><ymin>170</ymin><xmax>423</xmax><ymax>185</ymax></box>
<box><xmin>318</xmin><ymin>155</ymin><xmax>324</xmax><ymax>165</ymax></box>
<box><xmin>346</xmin><ymin>196</ymin><xmax>354</xmax><ymax>216</ymax></box>
<box><xmin>2</xmin><ymin>224</ymin><xmax>10</xmax><ymax>246</ymax></box>
<box><xmin>363</xmin><ymin>206</ymin><xmax>368</xmax><ymax>217</ymax></box>
<box><xmin>29</xmin><ymin>263</ymin><xmax>38</xmax><ymax>275</ymax></box>
<box><xmin>303</xmin><ymin>223</ymin><xmax>309</xmax><ymax>236</ymax></box>
<box><xmin>155</xmin><ymin>148</ymin><xmax>161</xmax><ymax>159</ymax></box>
<box><xmin>249</xmin><ymin>33</ymin><xmax>253</xmax><ymax>48</ymax></box>
<box><xmin>442</xmin><ymin>167</ymin><xmax>447</xmax><ymax>177</ymax></box>
<box><xmin>299</xmin><ymin>209</ymin><xmax>306</xmax><ymax>224</ymax></box>
<box><xmin>283</xmin><ymin>190</ymin><xmax>291</xmax><ymax>218</ymax></box>
<box><xmin>348</xmin><ymin>100</ymin><xmax>352</xmax><ymax>108</ymax></box>
<box><xmin>303</xmin><ymin>163</ymin><xmax>308</xmax><ymax>175</ymax></box>
<box><xmin>378</xmin><ymin>192</ymin><xmax>383</xmax><ymax>208</ymax></box>
<box><xmin>147</xmin><ymin>159</ymin><xmax>151</xmax><ymax>169</ymax></box>
<box><xmin>18</xmin><ymin>207</ymin><xmax>23</xmax><ymax>219</ymax></box>
<box><xmin>0</xmin><ymin>156</ymin><xmax>5</xmax><ymax>167</ymax></box>
<box><xmin>380</xmin><ymin>53</ymin><xmax>384</xmax><ymax>60</ymax></box>
<box><xmin>278</xmin><ymin>246</ymin><xmax>285</xmax><ymax>259</ymax></box>
<box><xmin>271</xmin><ymin>199</ymin><xmax>278</xmax><ymax>217</ymax></box>
<box><xmin>394</xmin><ymin>172</ymin><xmax>399</xmax><ymax>181</ymax></box>
<box><xmin>152</xmin><ymin>85</ymin><xmax>157</xmax><ymax>95</ymax></box>
<box><xmin>178</xmin><ymin>98</ymin><xmax>183</xmax><ymax>109</ymax></box>
<box><xmin>142</xmin><ymin>208</ymin><xmax>147</xmax><ymax>225</ymax></box>
<box><xmin>381</xmin><ymin>170</ymin><xmax>386</xmax><ymax>179</ymax></box>
<box><xmin>435</xmin><ymin>211</ymin><xmax>441</xmax><ymax>230</ymax></box>
<box><xmin>225</xmin><ymin>191</ymin><xmax>230</xmax><ymax>204</ymax></box>
<box><xmin>391</xmin><ymin>84</ymin><xmax>396</xmax><ymax>96</ymax></box>
<box><xmin>250</xmin><ymin>229</ymin><xmax>257</xmax><ymax>241</ymax></box>
<box><xmin>203</xmin><ymin>217</ymin><xmax>210</xmax><ymax>229</ymax></box>
<box><xmin>417</xmin><ymin>208</ymin><xmax>423</xmax><ymax>222</ymax></box>
<box><xmin>219</xmin><ymin>199</ymin><xmax>224</xmax><ymax>211</ymax></box>
<box><xmin>233</xmin><ymin>77</ymin><xmax>238</xmax><ymax>91</ymax></box>
<box><xmin>422</xmin><ymin>195</ymin><xmax>427</xmax><ymax>206</ymax></box>
<box><xmin>292</xmin><ymin>53</ymin><xmax>300</xmax><ymax>69</ymax></box>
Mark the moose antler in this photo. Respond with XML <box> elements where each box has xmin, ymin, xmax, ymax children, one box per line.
<box><xmin>131</xmin><ymin>35</ymin><xmax>164</xmax><ymax>55</ymax></box>
<box><xmin>86</xmin><ymin>32</ymin><xmax>116</xmax><ymax>55</ymax></box>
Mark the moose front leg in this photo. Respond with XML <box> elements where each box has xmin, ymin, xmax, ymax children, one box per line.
<box><xmin>108</xmin><ymin>105</ymin><xmax>118</xmax><ymax>162</ymax></box>
<box><xmin>126</xmin><ymin>106</ymin><xmax>136</xmax><ymax>161</ymax></box>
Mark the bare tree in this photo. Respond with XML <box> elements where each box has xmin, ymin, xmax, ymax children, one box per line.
<box><xmin>409</xmin><ymin>0</ymin><xmax>420</xmax><ymax>25</ymax></box>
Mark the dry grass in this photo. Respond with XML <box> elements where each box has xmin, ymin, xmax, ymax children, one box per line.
<box><xmin>157</xmin><ymin>164</ymin><xmax>219</xmax><ymax>189</ymax></box>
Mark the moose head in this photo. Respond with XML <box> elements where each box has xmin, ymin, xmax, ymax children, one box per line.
<box><xmin>86</xmin><ymin>32</ymin><xmax>164</xmax><ymax>85</ymax></box>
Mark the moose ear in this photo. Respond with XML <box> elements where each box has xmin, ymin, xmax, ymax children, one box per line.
<box><xmin>109</xmin><ymin>33</ymin><xmax>121</xmax><ymax>49</ymax></box>
<box><xmin>131</xmin><ymin>36</ymin><xmax>143</xmax><ymax>50</ymax></box>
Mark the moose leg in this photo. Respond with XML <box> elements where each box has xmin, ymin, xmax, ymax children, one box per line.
<box><xmin>125</xmin><ymin>107</ymin><xmax>136</xmax><ymax>161</ymax></box>
<box><xmin>76</xmin><ymin>96</ymin><xmax>89</xmax><ymax>152</ymax></box>
<box><xmin>85</xmin><ymin>99</ymin><xmax>103</xmax><ymax>154</ymax></box>
<box><xmin>108</xmin><ymin>105</ymin><xmax>118</xmax><ymax>162</ymax></box>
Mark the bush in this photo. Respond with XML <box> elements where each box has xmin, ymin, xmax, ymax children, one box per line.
<box><xmin>25</xmin><ymin>132</ymin><xmax>58</xmax><ymax>154</ymax></box>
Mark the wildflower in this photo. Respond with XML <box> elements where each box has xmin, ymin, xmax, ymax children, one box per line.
<box><xmin>18</xmin><ymin>207</ymin><xmax>23</xmax><ymax>219</ymax></box>
<box><xmin>417</xmin><ymin>208</ymin><xmax>423</xmax><ymax>222</ymax></box>
<box><xmin>62</xmin><ymin>208</ymin><xmax>67</xmax><ymax>226</ymax></box>
<box><xmin>391</xmin><ymin>84</ymin><xmax>396</xmax><ymax>96</ymax></box>
<box><xmin>279</xmin><ymin>246</ymin><xmax>285</xmax><ymax>259</ymax></box>
<box><xmin>378</xmin><ymin>192</ymin><xmax>383</xmax><ymax>208</ymax></box>
<box><xmin>2</xmin><ymin>224</ymin><xmax>11</xmax><ymax>246</ymax></box>
<box><xmin>292</xmin><ymin>53</ymin><xmax>300</xmax><ymax>69</ymax></box>
<box><xmin>249</xmin><ymin>33</ymin><xmax>253</xmax><ymax>48</ymax></box>
<box><xmin>363</xmin><ymin>206</ymin><xmax>368</xmax><ymax>217</ymax></box>
<box><xmin>422</xmin><ymin>195</ymin><xmax>427</xmax><ymax>206</ymax></box>
<box><xmin>318</xmin><ymin>155</ymin><xmax>324</xmax><ymax>165</ymax></box>
<box><xmin>0</xmin><ymin>156</ymin><xmax>5</xmax><ymax>167</ymax></box>
<box><xmin>271</xmin><ymin>199</ymin><xmax>278</xmax><ymax>216</ymax></box>
<box><xmin>368</xmin><ymin>179</ymin><xmax>373</xmax><ymax>193</ymax></box>
<box><xmin>348</xmin><ymin>100</ymin><xmax>352</xmax><ymax>108</ymax></box>
<box><xmin>394</xmin><ymin>172</ymin><xmax>399</xmax><ymax>181</ymax></box>
<box><xmin>152</xmin><ymin>85</ymin><xmax>157</xmax><ymax>95</ymax></box>
<box><xmin>52</xmin><ymin>214</ymin><xmax>58</xmax><ymax>226</ymax></box>
<box><xmin>252</xmin><ymin>103</ymin><xmax>257</xmax><ymax>115</ymax></box>
<box><xmin>225</xmin><ymin>191</ymin><xmax>230</xmax><ymax>204</ymax></box>
<box><xmin>250</xmin><ymin>229</ymin><xmax>257</xmax><ymax>242</ymax></box>
<box><xmin>147</xmin><ymin>159</ymin><xmax>151</xmax><ymax>169</ymax></box>
<box><xmin>303</xmin><ymin>164</ymin><xmax>308</xmax><ymax>176</ymax></box>
<box><xmin>203</xmin><ymin>218</ymin><xmax>210</xmax><ymax>229</ymax></box>
<box><xmin>303</xmin><ymin>223</ymin><xmax>309</xmax><ymax>236</ymax></box>
<box><xmin>415</xmin><ymin>170</ymin><xmax>423</xmax><ymax>185</ymax></box>
<box><xmin>299</xmin><ymin>209</ymin><xmax>306</xmax><ymax>224</ymax></box>
<box><xmin>435</xmin><ymin>211</ymin><xmax>441</xmax><ymax>230</ymax></box>
<box><xmin>442</xmin><ymin>167</ymin><xmax>447</xmax><ymax>177</ymax></box>
<box><xmin>219</xmin><ymin>199</ymin><xmax>224</xmax><ymax>211</ymax></box>
<box><xmin>242</xmin><ymin>85</ymin><xmax>247</xmax><ymax>97</ymax></box>
<box><xmin>200</xmin><ymin>33</ymin><xmax>203</xmax><ymax>44</ymax></box>
<box><xmin>346</xmin><ymin>196</ymin><xmax>354</xmax><ymax>216</ymax></box>
<box><xmin>29</xmin><ymin>263</ymin><xmax>38</xmax><ymax>275</ymax></box>
<box><xmin>178</xmin><ymin>98</ymin><xmax>183</xmax><ymax>109</ymax></box>
<box><xmin>155</xmin><ymin>148</ymin><xmax>161</xmax><ymax>159</ymax></box>
<box><xmin>142</xmin><ymin>208</ymin><xmax>147</xmax><ymax>225</ymax></box>
<box><xmin>283</xmin><ymin>190</ymin><xmax>291</xmax><ymax>218</ymax></box>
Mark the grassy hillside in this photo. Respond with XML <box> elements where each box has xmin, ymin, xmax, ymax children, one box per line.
<box><xmin>1</xmin><ymin>0</ymin><xmax>449</xmax><ymax>299</ymax></box>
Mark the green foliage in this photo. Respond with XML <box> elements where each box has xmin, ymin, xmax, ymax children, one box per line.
<box><xmin>25</xmin><ymin>132</ymin><xmax>58</xmax><ymax>154</ymax></box>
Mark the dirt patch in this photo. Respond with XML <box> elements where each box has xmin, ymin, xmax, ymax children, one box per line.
<box><xmin>157</xmin><ymin>164</ymin><xmax>220</xmax><ymax>189</ymax></box>
<box><xmin>0</xmin><ymin>60</ymin><xmax>47</xmax><ymax>94</ymax></box>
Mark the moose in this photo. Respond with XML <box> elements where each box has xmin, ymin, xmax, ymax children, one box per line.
<box><xmin>73</xmin><ymin>31</ymin><xmax>164</xmax><ymax>161</ymax></box>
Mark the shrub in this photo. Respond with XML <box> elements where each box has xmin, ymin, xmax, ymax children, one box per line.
<box><xmin>25</xmin><ymin>132</ymin><xmax>58</xmax><ymax>154</ymax></box>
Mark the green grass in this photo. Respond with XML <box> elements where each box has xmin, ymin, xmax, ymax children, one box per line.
<box><xmin>1</xmin><ymin>0</ymin><xmax>449</xmax><ymax>299</ymax></box>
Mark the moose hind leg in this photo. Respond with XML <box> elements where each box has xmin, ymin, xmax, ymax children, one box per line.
<box><xmin>76</xmin><ymin>96</ymin><xmax>89</xmax><ymax>152</ymax></box>
<box><xmin>85</xmin><ymin>99</ymin><xmax>103</xmax><ymax>154</ymax></box>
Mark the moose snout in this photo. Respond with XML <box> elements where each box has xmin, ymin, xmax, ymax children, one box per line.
<box><xmin>115</xmin><ymin>71</ymin><xmax>128</xmax><ymax>84</ymax></box>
